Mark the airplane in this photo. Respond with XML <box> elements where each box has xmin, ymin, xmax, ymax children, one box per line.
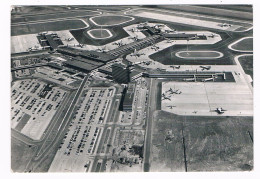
<box><xmin>200</xmin><ymin>66</ymin><xmax>211</xmax><ymax>71</ymax></box>
<box><xmin>212</xmin><ymin>107</ymin><xmax>227</xmax><ymax>114</ymax></box>
<box><xmin>170</xmin><ymin>65</ymin><xmax>180</xmax><ymax>69</ymax></box>
<box><xmin>162</xmin><ymin>93</ymin><xmax>171</xmax><ymax>101</ymax></box>
<box><xmin>38</xmin><ymin>31</ymin><xmax>48</xmax><ymax>35</ymax></box>
<box><xmin>144</xmin><ymin>61</ymin><xmax>151</xmax><ymax>66</ymax></box>
<box><xmin>77</xmin><ymin>43</ymin><xmax>85</xmax><ymax>48</ymax></box>
<box><xmin>164</xmin><ymin>29</ymin><xmax>176</xmax><ymax>33</ymax></box>
<box><xmin>183</xmin><ymin>78</ymin><xmax>195</xmax><ymax>82</ymax></box>
<box><xmin>112</xmin><ymin>40</ymin><xmax>125</xmax><ymax>47</ymax></box>
<box><xmin>128</xmin><ymin>27</ymin><xmax>145</xmax><ymax>32</ymax></box>
<box><xmin>208</xmin><ymin>33</ymin><xmax>217</xmax><ymax>38</ymax></box>
<box><xmin>128</xmin><ymin>35</ymin><xmax>140</xmax><ymax>41</ymax></box>
<box><xmin>27</xmin><ymin>45</ymin><xmax>40</xmax><ymax>52</ymax></box>
<box><xmin>137</xmin><ymin>21</ymin><xmax>149</xmax><ymax>27</ymax></box>
<box><xmin>151</xmin><ymin>44</ymin><xmax>159</xmax><ymax>51</ymax></box>
<box><xmin>153</xmin><ymin>24</ymin><xmax>165</xmax><ymax>29</ymax></box>
<box><xmin>130</xmin><ymin>49</ymin><xmax>145</xmax><ymax>58</ymax></box>
<box><xmin>166</xmin><ymin>88</ymin><xmax>182</xmax><ymax>94</ymax></box>
<box><xmin>192</xmin><ymin>111</ymin><xmax>198</xmax><ymax>114</ymax></box>
<box><xmin>96</xmin><ymin>46</ymin><xmax>109</xmax><ymax>53</ymax></box>
<box><xmin>166</xmin><ymin>39</ymin><xmax>175</xmax><ymax>43</ymax></box>
<box><xmin>64</xmin><ymin>37</ymin><xmax>74</xmax><ymax>41</ymax></box>
<box><xmin>220</xmin><ymin>23</ymin><xmax>232</xmax><ymax>27</ymax></box>
<box><xmin>167</xmin><ymin>105</ymin><xmax>176</xmax><ymax>109</ymax></box>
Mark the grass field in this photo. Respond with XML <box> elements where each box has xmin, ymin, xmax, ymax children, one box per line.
<box><xmin>231</xmin><ymin>37</ymin><xmax>253</xmax><ymax>51</ymax></box>
<box><xmin>238</xmin><ymin>55</ymin><xmax>253</xmax><ymax>81</ymax></box>
<box><xmin>11</xmin><ymin>19</ymin><xmax>87</xmax><ymax>36</ymax></box>
<box><xmin>150</xmin><ymin>110</ymin><xmax>253</xmax><ymax>172</ymax></box>
<box><xmin>152</xmin><ymin>5</ymin><xmax>253</xmax><ymax>21</ymax></box>
<box><xmin>70</xmin><ymin>26</ymin><xmax>129</xmax><ymax>46</ymax></box>
<box><xmin>11</xmin><ymin>137</ymin><xmax>37</xmax><ymax>172</ymax></box>
<box><xmin>11</xmin><ymin>10</ymin><xmax>100</xmax><ymax>24</ymax></box>
<box><xmin>90</xmin><ymin>15</ymin><xmax>134</xmax><ymax>26</ymax></box>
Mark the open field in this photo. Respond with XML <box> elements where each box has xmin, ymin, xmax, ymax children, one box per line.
<box><xmin>151</xmin><ymin>110</ymin><xmax>253</xmax><ymax>172</ymax></box>
<box><xmin>11</xmin><ymin>137</ymin><xmax>37</xmax><ymax>172</ymax></box>
<box><xmin>238</xmin><ymin>55</ymin><xmax>253</xmax><ymax>80</ymax></box>
<box><xmin>161</xmin><ymin>81</ymin><xmax>253</xmax><ymax>116</ymax></box>
<box><xmin>89</xmin><ymin>15</ymin><xmax>134</xmax><ymax>26</ymax></box>
<box><xmin>12</xmin><ymin>10</ymin><xmax>100</xmax><ymax>24</ymax></box>
<box><xmin>70</xmin><ymin>26</ymin><xmax>129</xmax><ymax>46</ymax></box>
<box><xmin>197</xmin><ymin>5</ymin><xmax>253</xmax><ymax>13</ymax></box>
<box><xmin>11</xmin><ymin>19</ymin><xmax>88</xmax><ymax>36</ymax></box>
<box><xmin>125</xmin><ymin>8</ymin><xmax>252</xmax><ymax>32</ymax></box>
<box><xmin>229</xmin><ymin>37</ymin><xmax>253</xmax><ymax>52</ymax></box>
<box><xmin>153</xmin><ymin>5</ymin><xmax>253</xmax><ymax>21</ymax></box>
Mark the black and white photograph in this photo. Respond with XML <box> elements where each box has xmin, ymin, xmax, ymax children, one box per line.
<box><xmin>6</xmin><ymin>1</ymin><xmax>257</xmax><ymax>175</ymax></box>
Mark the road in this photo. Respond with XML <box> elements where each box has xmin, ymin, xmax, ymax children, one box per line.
<box><xmin>143</xmin><ymin>78</ymin><xmax>157</xmax><ymax>172</ymax></box>
<box><xmin>23</xmin><ymin>76</ymin><xmax>89</xmax><ymax>172</ymax></box>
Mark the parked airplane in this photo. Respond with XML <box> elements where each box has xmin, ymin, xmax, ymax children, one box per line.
<box><xmin>112</xmin><ymin>40</ymin><xmax>125</xmax><ymax>47</ymax></box>
<box><xmin>151</xmin><ymin>44</ymin><xmax>160</xmax><ymax>51</ymax></box>
<box><xmin>128</xmin><ymin>27</ymin><xmax>145</xmax><ymax>32</ymax></box>
<box><xmin>220</xmin><ymin>23</ymin><xmax>232</xmax><ymax>27</ymax></box>
<box><xmin>96</xmin><ymin>46</ymin><xmax>109</xmax><ymax>53</ymax></box>
<box><xmin>137</xmin><ymin>21</ymin><xmax>149</xmax><ymax>27</ymax></box>
<box><xmin>77</xmin><ymin>43</ymin><xmax>85</xmax><ymax>48</ymax></box>
<box><xmin>130</xmin><ymin>49</ymin><xmax>145</xmax><ymax>58</ymax></box>
<box><xmin>166</xmin><ymin>88</ymin><xmax>182</xmax><ymax>94</ymax></box>
<box><xmin>164</xmin><ymin>29</ymin><xmax>176</xmax><ymax>33</ymax></box>
<box><xmin>162</xmin><ymin>96</ymin><xmax>171</xmax><ymax>101</ymax></box>
<box><xmin>64</xmin><ymin>37</ymin><xmax>74</xmax><ymax>41</ymax></box>
<box><xmin>200</xmin><ymin>66</ymin><xmax>211</xmax><ymax>70</ymax></box>
<box><xmin>167</xmin><ymin>105</ymin><xmax>176</xmax><ymax>109</ymax></box>
<box><xmin>208</xmin><ymin>33</ymin><xmax>217</xmax><ymax>38</ymax></box>
<box><xmin>212</xmin><ymin>107</ymin><xmax>227</xmax><ymax>114</ymax></box>
<box><xmin>153</xmin><ymin>24</ymin><xmax>165</xmax><ymax>29</ymax></box>
<box><xmin>170</xmin><ymin>65</ymin><xmax>180</xmax><ymax>69</ymax></box>
<box><xmin>166</xmin><ymin>39</ymin><xmax>175</xmax><ymax>43</ymax></box>
<box><xmin>128</xmin><ymin>35</ymin><xmax>140</xmax><ymax>41</ymax></box>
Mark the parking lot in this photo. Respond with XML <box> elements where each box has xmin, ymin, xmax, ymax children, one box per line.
<box><xmin>49</xmin><ymin>87</ymin><xmax>115</xmax><ymax>172</ymax></box>
<box><xmin>11</xmin><ymin>79</ymin><xmax>67</xmax><ymax>140</ymax></box>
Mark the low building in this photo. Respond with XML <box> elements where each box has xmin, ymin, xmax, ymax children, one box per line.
<box><xmin>112</xmin><ymin>63</ymin><xmax>130</xmax><ymax>84</ymax></box>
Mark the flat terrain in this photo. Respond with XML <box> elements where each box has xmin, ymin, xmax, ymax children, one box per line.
<box><xmin>11</xmin><ymin>19</ymin><xmax>88</xmax><ymax>36</ymax></box>
<box><xmin>154</xmin><ymin>5</ymin><xmax>253</xmax><ymax>21</ymax></box>
<box><xmin>238</xmin><ymin>55</ymin><xmax>253</xmax><ymax>81</ymax></box>
<box><xmin>230</xmin><ymin>37</ymin><xmax>253</xmax><ymax>51</ymax></box>
<box><xmin>11</xmin><ymin>34</ymin><xmax>40</xmax><ymax>53</ymax></box>
<box><xmin>11</xmin><ymin>10</ymin><xmax>100</xmax><ymax>24</ymax></box>
<box><xmin>90</xmin><ymin>15</ymin><xmax>134</xmax><ymax>26</ymax></box>
<box><xmin>11</xmin><ymin>137</ymin><xmax>37</xmax><ymax>172</ymax></box>
<box><xmin>71</xmin><ymin>26</ymin><xmax>129</xmax><ymax>46</ymax></box>
<box><xmin>150</xmin><ymin>110</ymin><xmax>253</xmax><ymax>172</ymax></box>
<box><xmin>161</xmin><ymin>81</ymin><xmax>253</xmax><ymax>116</ymax></box>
